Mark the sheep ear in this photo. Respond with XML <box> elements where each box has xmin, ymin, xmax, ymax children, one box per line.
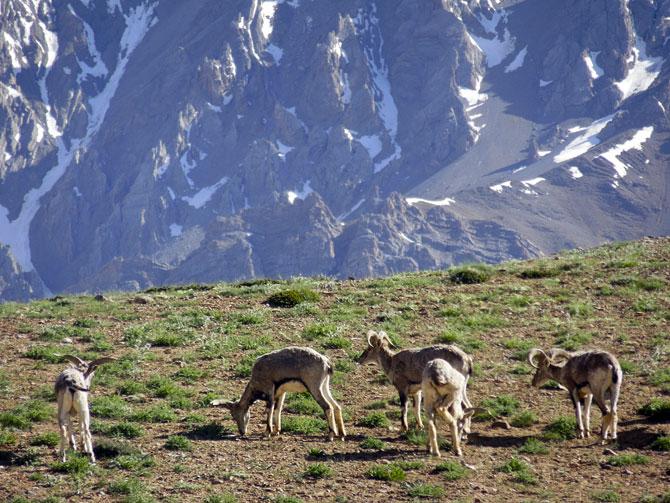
<box><xmin>528</xmin><ymin>349</ymin><xmax>546</xmax><ymax>369</ymax></box>
<box><xmin>61</xmin><ymin>355</ymin><xmax>86</xmax><ymax>367</ymax></box>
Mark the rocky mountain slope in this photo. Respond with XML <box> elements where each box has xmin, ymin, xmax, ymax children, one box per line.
<box><xmin>0</xmin><ymin>0</ymin><xmax>668</xmax><ymax>300</ymax></box>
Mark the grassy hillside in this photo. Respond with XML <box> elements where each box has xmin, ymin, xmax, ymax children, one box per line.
<box><xmin>0</xmin><ymin>237</ymin><xmax>668</xmax><ymax>502</ymax></box>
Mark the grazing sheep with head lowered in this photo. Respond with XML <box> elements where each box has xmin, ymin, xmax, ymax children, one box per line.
<box><xmin>212</xmin><ymin>346</ymin><xmax>346</xmax><ymax>440</ymax></box>
<box><xmin>55</xmin><ymin>355</ymin><xmax>116</xmax><ymax>462</ymax></box>
<box><xmin>357</xmin><ymin>330</ymin><xmax>473</xmax><ymax>435</ymax></box>
<box><xmin>528</xmin><ymin>348</ymin><xmax>622</xmax><ymax>442</ymax></box>
<box><xmin>422</xmin><ymin>358</ymin><xmax>476</xmax><ymax>457</ymax></box>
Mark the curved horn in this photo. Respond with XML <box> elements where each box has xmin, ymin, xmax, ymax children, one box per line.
<box><xmin>548</xmin><ymin>348</ymin><xmax>572</xmax><ymax>367</ymax></box>
<box><xmin>366</xmin><ymin>330</ymin><xmax>377</xmax><ymax>347</ymax></box>
<box><xmin>378</xmin><ymin>330</ymin><xmax>395</xmax><ymax>348</ymax></box>
<box><xmin>87</xmin><ymin>357</ymin><xmax>116</xmax><ymax>371</ymax></box>
<box><xmin>527</xmin><ymin>349</ymin><xmax>546</xmax><ymax>369</ymax></box>
<box><xmin>61</xmin><ymin>355</ymin><xmax>86</xmax><ymax>367</ymax></box>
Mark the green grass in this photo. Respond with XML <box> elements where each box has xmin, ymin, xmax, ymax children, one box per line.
<box><xmin>357</xmin><ymin>411</ymin><xmax>390</xmax><ymax>428</ymax></box>
<box><xmin>543</xmin><ymin>416</ymin><xmax>577</xmax><ymax>441</ymax></box>
<box><xmin>96</xmin><ymin>421</ymin><xmax>144</xmax><ymax>439</ymax></box>
<box><xmin>129</xmin><ymin>404</ymin><xmax>177</xmax><ymax>423</ymax></box>
<box><xmin>437</xmin><ymin>328</ymin><xmax>486</xmax><ymax>352</ymax></box>
<box><xmin>90</xmin><ymin>395</ymin><xmax>130</xmax><ymax>419</ymax></box>
<box><xmin>359</xmin><ymin>437</ymin><xmax>385</xmax><ymax>450</ymax></box>
<box><xmin>638</xmin><ymin>399</ymin><xmax>670</xmax><ymax>421</ymax></box>
<box><xmin>448</xmin><ymin>265</ymin><xmax>492</xmax><ymax>284</ymax></box>
<box><xmin>0</xmin><ymin>429</ymin><xmax>17</xmax><ymax>446</ymax></box>
<box><xmin>502</xmin><ymin>337</ymin><xmax>535</xmax><ymax>360</ymax></box>
<box><xmin>510</xmin><ymin>410</ymin><xmax>538</xmax><ymax>428</ymax></box>
<box><xmin>406</xmin><ymin>483</ymin><xmax>445</xmax><ymax>499</ymax></box>
<box><xmin>365</xmin><ymin>464</ymin><xmax>406</xmax><ymax>482</ymax></box>
<box><xmin>266</xmin><ymin>288</ymin><xmax>320</xmax><ymax>308</ymax></box>
<box><xmin>303</xmin><ymin>462</ymin><xmax>332</xmax><ymax>479</ymax></box>
<box><xmin>591</xmin><ymin>490</ymin><xmax>621</xmax><ymax>502</ymax></box>
<box><xmin>0</xmin><ymin>400</ymin><xmax>52</xmax><ymax>429</ymax></box>
<box><xmin>204</xmin><ymin>494</ymin><xmax>238</xmax><ymax>503</ymax></box>
<box><xmin>51</xmin><ymin>453</ymin><xmax>93</xmax><ymax>476</ymax></box>
<box><xmin>518</xmin><ymin>438</ymin><xmax>549</xmax><ymax>455</ymax></box>
<box><xmin>281</xmin><ymin>416</ymin><xmax>328</xmax><ymax>435</ymax></box>
<box><xmin>307</xmin><ymin>447</ymin><xmax>326</xmax><ymax>458</ymax></box>
<box><xmin>164</xmin><ymin>435</ymin><xmax>191</xmax><ymax>451</ymax></box>
<box><xmin>433</xmin><ymin>460</ymin><xmax>468</xmax><ymax>480</ymax></box>
<box><xmin>650</xmin><ymin>436</ymin><xmax>670</xmax><ymax>451</ymax></box>
<box><xmin>284</xmin><ymin>393</ymin><xmax>322</xmax><ymax>415</ymax></box>
<box><xmin>555</xmin><ymin>328</ymin><xmax>593</xmax><ymax>350</ymax></box>
<box><xmin>110</xmin><ymin>453</ymin><xmax>155</xmax><ymax>472</ymax></box>
<box><xmin>605</xmin><ymin>453</ymin><xmax>649</xmax><ymax>466</ymax></box>
<box><xmin>302</xmin><ymin>323</ymin><xmax>337</xmax><ymax>340</ymax></box>
<box><xmin>30</xmin><ymin>431</ymin><xmax>60</xmax><ymax>447</ymax></box>
<box><xmin>24</xmin><ymin>345</ymin><xmax>65</xmax><ymax>363</ymax></box>
<box><xmin>497</xmin><ymin>457</ymin><xmax>536</xmax><ymax>485</ymax></box>
<box><xmin>475</xmin><ymin>395</ymin><xmax>519</xmax><ymax>420</ymax></box>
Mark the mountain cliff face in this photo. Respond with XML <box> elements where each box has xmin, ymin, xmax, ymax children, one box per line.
<box><xmin>0</xmin><ymin>0</ymin><xmax>668</xmax><ymax>301</ymax></box>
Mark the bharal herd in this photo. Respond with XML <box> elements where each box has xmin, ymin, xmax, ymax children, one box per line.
<box><xmin>54</xmin><ymin>330</ymin><xmax>622</xmax><ymax>463</ymax></box>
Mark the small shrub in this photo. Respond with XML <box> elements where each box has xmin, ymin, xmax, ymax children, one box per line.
<box><xmin>105</xmin><ymin>422</ymin><xmax>144</xmax><ymax>439</ymax></box>
<box><xmin>110</xmin><ymin>453</ymin><xmax>155</xmax><ymax>472</ymax></box>
<box><xmin>511</xmin><ymin>410</ymin><xmax>538</xmax><ymax>428</ymax></box>
<box><xmin>567</xmin><ymin>301</ymin><xmax>593</xmax><ymax>317</ymax></box>
<box><xmin>366</xmin><ymin>464</ymin><xmax>406</xmax><ymax>482</ymax></box>
<box><xmin>30</xmin><ymin>431</ymin><xmax>60</xmax><ymax>447</ymax></box>
<box><xmin>402</xmin><ymin>428</ymin><xmax>428</xmax><ymax>446</ymax></box>
<box><xmin>650</xmin><ymin>436</ymin><xmax>670</xmax><ymax>451</ymax></box>
<box><xmin>303</xmin><ymin>462</ymin><xmax>332</xmax><ymax>479</ymax></box>
<box><xmin>51</xmin><ymin>453</ymin><xmax>92</xmax><ymax>475</ymax></box>
<box><xmin>449</xmin><ymin>266</ymin><xmax>491</xmax><ymax>284</ymax></box>
<box><xmin>433</xmin><ymin>460</ymin><xmax>467</xmax><ymax>480</ymax></box>
<box><xmin>307</xmin><ymin>447</ymin><xmax>325</xmax><ymax>458</ymax></box>
<box><xmin>519</xmin><ymin>266</ymin><xmax>558</xmax><ymax>279</ymax></box>
<box><xmin>174</xmin><ymin>366</ymin><xmax>205</xmax><ymax>382</ymax></box>
<box><xmin>130</xmin><ymin>404</ymin><xmax>177</xmax><ymax>423</ymax></box>
<box><xmin>0</xmin><ymin>429</ymin><xmax>17</xmax><ymax>446</ymax></box>
<box><xmin>302</xmin><ymin>323</ymin><xmax>337</xmax><ymax>341</ymax></box>
<box><xmin>393</xmin><ymin>460</ymin><xmax>424</xmax><ymax>471</ymax></box>
<box><xmin>497</xmin><ymin>457</ymin><xmax>536</xmax><ymax>484</ymax></box>
<box><xmin>605</xmin><ymin>453</ymin><xmax>649</xmax><ymax>466</ymax></box>
<box><xmin>281</xmin><ymin>416</ymin><xmax>327</xmax><ymax>434</ymax></box>
<box><xmin>407</xmin><ymin>483</ymin><xmax>445</xmax><ymax>499</ymax></box>
<box><xmin>543</xmin><ymin>416</ymin><xmax>577</xmax><ymax>441</ymax></box>
<box><xmin>25</xmin><ymin>345</ymin><xmax>64</xmax><ymax>363</ymax></box>
<box><xmin>266</xmin><ymin>288</ymin><xmax>320</xmax><ymax>308</ymax></box>
<box><xmin>285</xmin><ymin>393</ymin><xmax>322</xmax><ymax>415</ymax></box>
<box><xmin>357</xmin><ymin>411</ymin><xmax>390</xmax><ymax>428</ymax></box>
<box><xmin>91</xmin><ymin>395</ymin><xmax>130</xmax><ymax>419</ymax></box>
<box><xmin>638</xmin><ymin>399</ymin><xmax>670</xmax><ymax>421</ymax></box>
<box><xmin>321</xmin><ymin>336</ymin><xmax>351</xmax><ymax>349</ymax></box>
<box><xmin>360</xmin><ymin>437</ymin><xmax>385</xmax><ymax>450</ymax></box>
<box><xmin>591</xmin><ymin>490</ymin><xmax>621</xmax><ymax>502</ymax></box>
<box><xmin>518</xmin><ymin>438</ymin><xmax>549</xmax><ymax>455</ymax></box>
<box><xmin>108</xmin><ymin>477</ymin><xmax>146</xmax><ymax>496</ymax></box>
<box><xmin>476</xmin><ymin>395</ymin><xmax>519</xmax><ymax>421</ymax></box>
<box><xmin>165</xmin><ymin>435</ymin><xmax>191</xmax><ymax>451</ymax></box>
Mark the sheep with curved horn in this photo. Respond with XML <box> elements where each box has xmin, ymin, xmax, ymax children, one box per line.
<box><xmin>54</xmin><ymin>355</ymin><xmax>116</xmax><ymax>462</ymax></box>
<box><xmin>211</xmin><ymin>347</ymin><xmax>346</xmax><ymax>441</ymax></box>
<box><xmin>357</xmin><ymin>330</ymin><xmax>474</xmax><ymax>436</ymax></box>
<box><xmin>528</xmin><ymin>348</ymin><xmax>622</xmax><ymax>442</ymax></box>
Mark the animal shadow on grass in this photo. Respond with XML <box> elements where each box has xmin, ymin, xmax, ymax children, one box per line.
<box><xmin>180</xmin><ymin>423</ymin><xmax>236</xmax><ymax>441</ymax></box>
<box><xmin>0</xmin><ymin>449</ymin><xmax>36</xmax><ymax>466</ymax></box>
<box><xmin>313</xmin><ymin>447</ymin><xmax>407</xmax><ymax>463</ymax></box>
<box><xmin>614</xmin><ymin>427</ymin><xmax>660</xmax><ymax>450</ymax></box>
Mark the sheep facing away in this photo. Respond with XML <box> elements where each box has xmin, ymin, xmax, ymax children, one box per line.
<box><xmin>357</xmin><ymin>330</ymin><xmax>473</xmax><ymax>435</ymax></box>
<box><xmin>212</xmin><ymin>346</ymin><xmax>346</xmax><ymax>440</ymax></box>
<box><xmin>55</xmin><ymin>355</ymin><xmax>116</xmax><ymax>462</ymax></box>
<box><xmin>422</xmin><ymin>358</ymin><xmax>476</xmax><ymax>457</ymax></box>
<box><xmin>528</xmin><ymin>348</ymin><xmax>622</xmax><ymax>442</ymax></box>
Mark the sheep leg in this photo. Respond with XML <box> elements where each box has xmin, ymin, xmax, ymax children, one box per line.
<box><xmin>57</xmin><ymin>404</ymin><xmax>70</xmax><ymax>462</ymax></box>
<box><xmin>80</xmin><ymin>402</ymin><xmax>95</xmax><ymax>463</ymax></box>
<box><xmin>412</xmin><ymin>392</ymin><xmax>424</xmax><ymax>429</ymax></box>
<box><xmin>571</xmin><ymin>389</ymin><xmax>585</xmax><ymax>438</ymax></box>
<box><xmin>583</xmin><ymin>394</ymin><xmax>593</xmax><ymax>438</ymax></box>
<box><xmin>265</xmin><ymin>399</ymin><xmax>276</xmax><ymax>437</ymax></box>
<box><xmin>437</xmin><ymin>406</ymin><xmax>461</xmax><ymax>456</ymax></box>
<box><xmin>593</xmin><ymin>394</ymin><xmax>611</xmax><ymax>443</ymax></box>
<box><xmin>609</xmin><ymin>381</ymin><xmax>621</xmax><ymax>440</ymax></box>
<box><xmin>426</xmin><ymin>411</ymin><xmax>440</xmax><ymax>457</ymax></box>
<box><xmin>321</xmin><ymin>377</ymin><xmax>346</xmax><ymax>438</ymax></box>
<box><xmin>399</xmin><ymin>390</ymin><xmax>410</xmax><ymax>431</ymax></box>
<box><xmin>309</xmin><ymin>385</ymin><xmax>337</xmax><ymax>441</ymax></box>
<box><xmin>273</xmin><ymin>392</ymin><xmax>286</xmax><ymax>435</ymax></box>
<box><xmin>461</xmin><ymin>384</ymin><xmax>472</xmax><ymax>440</ymax></box>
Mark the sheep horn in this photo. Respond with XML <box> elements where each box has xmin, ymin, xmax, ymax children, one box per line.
<box><xmin>60</xmin><ymin>355</ymin><xmax>86</xmax><ymax>367</ymax></box>
<box><xmin>527</xmin><ymin>349</ymin><xmax>546</xmax><ymax>369</ymax></box>
<box><xmin>366</xmin><ymin>330</ymin><xmax>376</xmax><ymax>347</ymax></box>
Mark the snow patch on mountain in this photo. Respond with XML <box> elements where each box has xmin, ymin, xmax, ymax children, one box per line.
<box><xmin>490</xmin><ymin>180</ymin><xmax>512</xmax><ymax>193</ymax></box>
<box><xmin>406</xmin><ymin>196</ymin><xmax>455</xmax><ymax>206</ymax></box>
<box><xmin>583</xmin><ymin>51</ymin><xmax>603</xmax><ymax>80</ymax></box>
<box><xmin>504</xmin><ymin>46</ymin><xmax>527</xmax><ymax>73</ymax></box>
<box><xmin>615</xmin><ymin>37</ymin><xmax>663</xmax><ymax>101</ymax></box>
<box><xmin>182</xmin><ymin>177</ymin><xmax>229</xmax><ymax>209</ymax></box>
<box><xmin>287</xmin><ymin>181</ymin><xmax>313</xmax><ymax>204</ymax></box>
<box><xmin>554</xmin><ymin>114</ymin><xmax>615</xmax><ymax>163</ymax></box>
<box><xmin>596</xmin><ymin>126</ymin><xmax>653</xmax><ymax>179</ymax></box>
<box><xmin>471</xmin><ymin>9</ymin><xmax>516</xmax><ymax>68</ymax></box>
<box><xmin>568</xmin><ymin>166</ymin><xmax>583</xmax><ymax>179</ymax></box>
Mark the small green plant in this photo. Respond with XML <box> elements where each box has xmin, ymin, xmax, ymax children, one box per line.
<box><xmin>285</xmin><ymin>393</ymin><xmax>322</xmax><ymax>415</ymax></box>
<box><xmin>543</xmin><ymin>416</ymin><xmax>577</xmax><ymax>441</ymax></box>
<box><xmin>650</xmin><ymin>436</ymin><xmax>670</xmax><ymax>451</ymax></box>
<box><xmin>518</xmin><ymin>438</ymin><xmax>549</xmax><ymax>455</ymax></box>
<box><xmin>51</xmin><ymin>453</ymin><xmax>93</xmax><ymax>476</ymax></box>
<box><xmin>164</xmin><ymin>435</ymin><xmax>191</xmax><ymax>451</ymax></box>
<box><xmin>105</xmin><ymin>422</ymin><xmax>144</xmax><ymax>439</ymax></box>
<box><xmin>519</xmin><ymin>266</ymin><xmax>558</xmax><ymax>279</ymax></box>
<box><xmin>281</xmin><ymin>416</ymin><xmax>328</xmax><ymax>434</ymax></box>
<box><xmin>303</xmin><ymin>462</ymin><xmax>332</xmax><ymax>479</ymax></box>
<box><xmin>365</xmin><ymin>400</ymin><xmax>387</xmax><ymax>410</ymax></box>
<box><xmin>393</xmin><ymin>460</ymin><xmax>424</xmax><ymax>471</ymax></box>
<box><xmin>497</xmin><ymin>457</ymin><xmax>536</xmax><ymax>485</ymax></box>
<box><xmin>90</xmin><ymin>395</ymin><xmax>130</xmax><ymax>419</ymax></box>
<box><xmin>605</xmin><ymin>453</ymin><xmax>649</xmax><ymax>466</ymax></box>
<box><xmin>433</xmin><ymin>460</ymin><xmax>468</xmax><ymax>480</ymax></box>
<box><xmin>555</xmin><ymin>328</ymin><xmax>593</xmax><ymax>351</ymax></box>
<box><xmin>567</xmin><ymin>301</ymin><xmax>593</xmax><ymax>317</ymax></box>
<box><xmin>357</xmin><ymin>411</ymin><xmax>390</xmax><ymax>428</ymax></box>
<box><xmin>307</xmin><ymin>447</ymin><xmax>325</xmax><ymax>458</ymax></box>
<box><xmin>406</xmin><ymin>483</ymin><xmax>445</xmax><ymax>499</ymax></box>
<box><xmin>591</xmin><ymin>490</ymin><xmax>621</xmax><ymax>502</ymax></box>
<box><xmin>366</xmin><ymin>464</ymin><xmax>406</xmax><ymax>482</ymax></box>
<box><xmin>475</xmin><ymin>395</ymin><xmax>519</xmax><ymax>420</ymax></box>
<box><xmin>638</xmin><ymin>399</ymin><xmax>670</xmax><ymax>421</ymax></box>
<box><xmin>448</xmin><ymin>265</ymin><xmax>492</xmax><ymax>284</ymax></box>
<box><xmin>302</xmin><ymin>323</ymin><xmax>337</xmax><ymax>340</ymax></box>
<box><xmin>110</xmin><ymin>453</ymin><xmax>155</xmax><ymax>472</ymax></box>
<box><xmin>30</xmin><ymin>431</ymin><xmax>60</xmax><ymax>447</ymax></box>
<box><xmin>511</xmin><ymin>410</ymin><xmax>538</xmax><ymax>428</ymax></box>
<box><xmin>130</xmin><ymin>404</ymin><xmax>177</xmax><ymax>423</ymax></box>
<box><xmin>359</xmin><ymin>437</ymin><xmax>385</xmax><ymax>450</ymax></box>
<box><xmin>0</xmin><ymin>429</ymin><xmax>17</xmax><ymax>446</ymax></box>
<box><xmin>266</xmin><ymin>288</ymin><xmax>320</xmax><ymax>308</ymax></box>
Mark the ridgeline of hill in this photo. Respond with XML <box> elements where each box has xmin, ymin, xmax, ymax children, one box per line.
<box><xmin>0</xmin><ymin>237</ymin><xmax>668</xmax><ymax>502</ymax></box>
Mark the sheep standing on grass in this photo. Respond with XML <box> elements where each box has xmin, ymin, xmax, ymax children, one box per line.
<box><xmin>212</xmin><ymin>346</ymin><xmax>346</xmax><ymax>440</ymax></box>
<box><xmin>528</xmin><ymin>348</ymin><xmax>622</xmax><ymax>442</ymax></box>
<box><xmin>422</xmin><ymin>358</ymin><xmax>475</xmax><ymax>457</ymax></box>
<box><xmin>357</xmin><ymin>330</ymin><xmax>473</xmax><ymax>435</ymax></box>
<box><xmin>55</xmin><ymin>355</ymin><xmax>116</xmax><ymax>462</ymax></box>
